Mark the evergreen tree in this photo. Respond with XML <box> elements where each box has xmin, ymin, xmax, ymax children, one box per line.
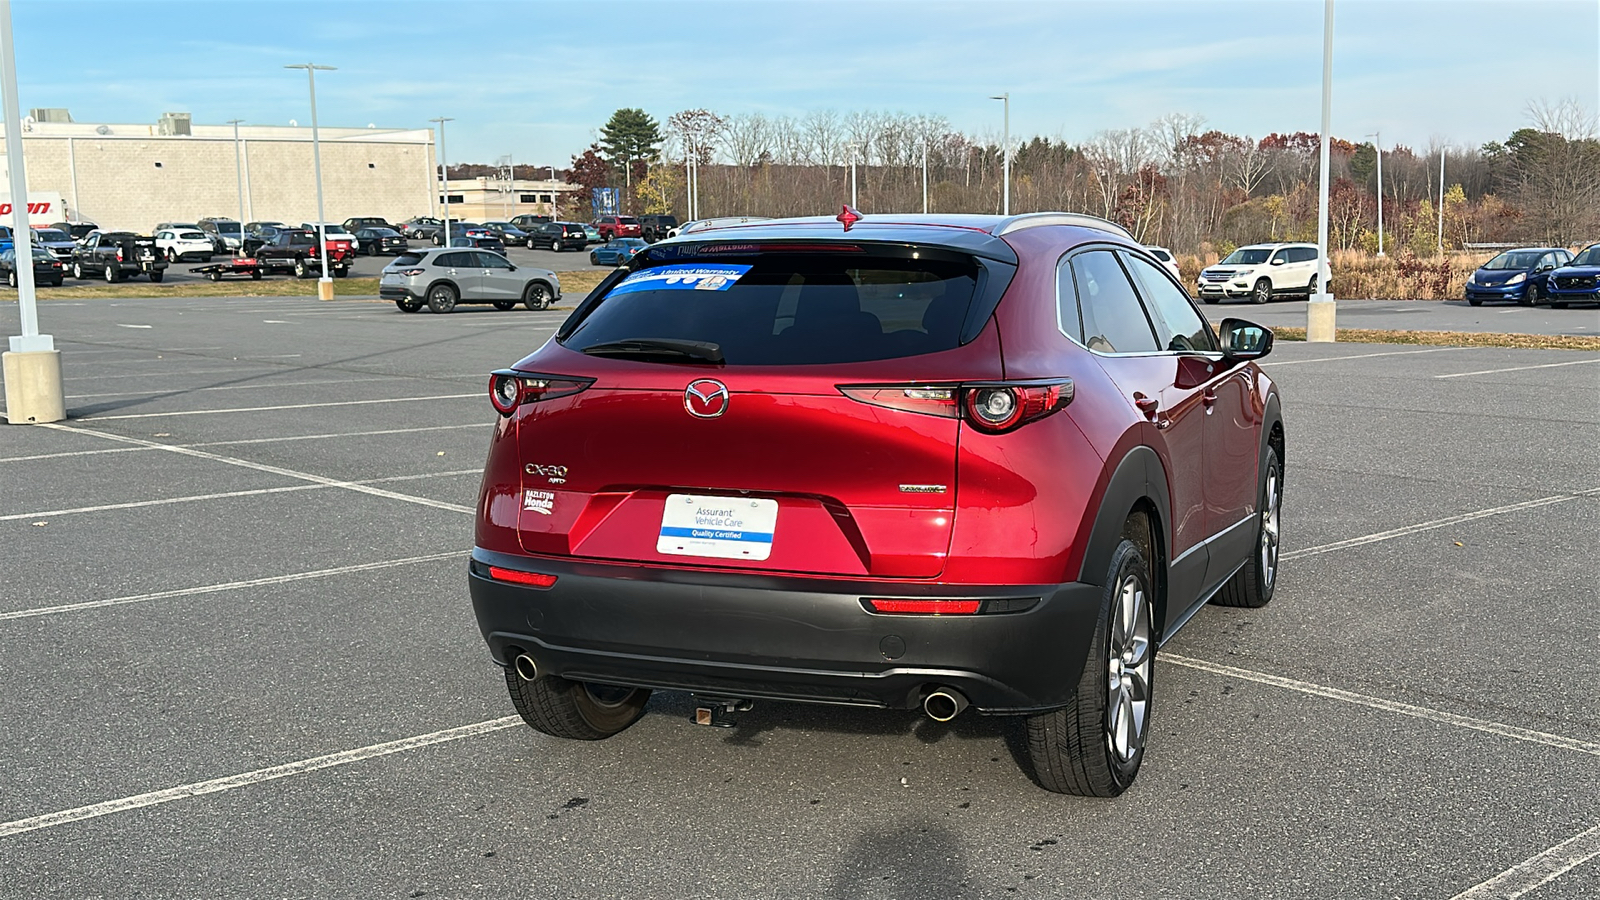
<box><xmin>599</xmin><ymin>108</ymin><xmax>663</xmax><ymax>191</ymax></box>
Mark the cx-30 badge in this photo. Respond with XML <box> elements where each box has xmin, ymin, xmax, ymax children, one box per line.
<box><xmin>684</xmin><ymin>379</ymin><xmax>729</xmax><ymax>418</ymax></box>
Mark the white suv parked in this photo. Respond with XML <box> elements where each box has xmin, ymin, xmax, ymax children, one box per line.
<box><xmin>1197</xmin><ymin>242</ymin><xmax>1325</xmax><ymax>304</ymax></box>
<box><xmin>154</xmin><ymin>228</ymin><xmax>215</xmax><ymax>263</ymax></box>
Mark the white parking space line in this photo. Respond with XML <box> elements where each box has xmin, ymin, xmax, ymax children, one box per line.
<box><xmin>82</xmin><ymin>393</ymin><xmax>479</xmax><ymax>420</ymax></box>
<box><xmin>65</xmin><ymin>376</ymin><xmax>409</xmax><ymax>400</ymax></box>
<box><xmin>114</xmin><ymin>324</ymin><xmax>153</xmax><ymax>329</ymax></box>
<box><xmin>1434</xmin><ymin>358</ymin><xmax>1600</xmax><ymax>379</ymax></box>
<box><xmin>1265</xmin><ymin>347</ymin><xmax>1467</xmax><ymax>367</ymax></box>
<box><xmin>0</xmin><ymin>470</ymin><xmax>478</xmax><ymax>522</ymax></box>
<box><xmin>0</xmin><ymin>716</ymin><xmax>521</xmax><ymax>839</ymax></box>
<box><xmin>1448</xmin><ymin>822</ymin><xmax>1600</xmax><ymax>899</ymax></box>
<box><xmin>0</xmin><ymin>550</ymin><xmax>466</xmax><ymax>621</ymax></box>
<box><xmin>1282</xmin><ymin>488</ymin><xmax>1600</xmax><ymax>561</ymax></box>
<box><xmin>0</xmin><ymin>422</ymin><xmax>492</xmax><ymax>464</ymax></box>
<box><xmin>1163</xmin><ymin>655</ymin><xmax>1600</xmax><ymax>757</ymax></box>
<box><xmin>41</xmin><ymin>423</ymin><xmax>475</xmax><ymax>515</ymax></box>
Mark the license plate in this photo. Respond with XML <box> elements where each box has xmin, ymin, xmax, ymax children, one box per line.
<box><xmin>657</xmin><ymin>494</ymin><xmax>777</xmax><ymax>561</ymax></box>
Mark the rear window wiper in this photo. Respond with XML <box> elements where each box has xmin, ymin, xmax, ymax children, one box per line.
<box><xmin>580</xmin><ymin>338</ymin><xmax>725</xmax><ymax>364</ymax></box>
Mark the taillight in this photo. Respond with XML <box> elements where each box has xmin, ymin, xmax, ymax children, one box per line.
<box><xmin>398</xmin><ymin>268</ymin><xmax>426</xmax><ymax>276</ymax></box>
<box><xmin>488</xmin><ymin>370</ymin><xmax>594</xmax><ymax>417</ymax></box>
<box><xmin>487</xmin><ymin>566</ymin><xmax>557</xmax><ymax>589</ymax></box>
<box><xmin>839</xmin><ymin>379</ymin><xmax>1072</xmax><ymax>433</ymax></box>
<box><xmin>866</xmin><ymin>598</ymin><xmax>980</xmax><ymax>615</ymax></box>
<box><xmin>116</xmin><ymin>249</ymin><xmax>124</xmax><ymax>261</ymax></box>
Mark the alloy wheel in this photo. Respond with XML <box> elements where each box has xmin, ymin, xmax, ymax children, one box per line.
<box><xmin>1106</xmin><ymin>573</ymin><xmax>1152</xmax><ymax>764</ymax></box>
<box><xmin>1260</xmin><ymin>468</ymin><xmax>1281</xmax><ymax>591</ymax></box>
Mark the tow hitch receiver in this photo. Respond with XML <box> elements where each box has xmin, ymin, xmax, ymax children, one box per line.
<box><xmin>693</xmin><ymin>697</ymin><xmax>754</xmax><ymax>728</ymax></box>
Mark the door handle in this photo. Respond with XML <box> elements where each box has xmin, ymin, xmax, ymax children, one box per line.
<box><xmin>1203</xmin><ymin>389</ymin><xmax>1217</xmax><ymax>408</ymax></box>
<box><xmin>1133</xmin><ymin>392</ymin><xmax>1160</xmax><ymax>418</ymax></box>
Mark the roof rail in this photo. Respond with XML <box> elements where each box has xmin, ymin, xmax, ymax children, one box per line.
<box><xmin>992</xmin><ymin>213</ymin><xmax>1133</xmax><ymax>240</ymax></box>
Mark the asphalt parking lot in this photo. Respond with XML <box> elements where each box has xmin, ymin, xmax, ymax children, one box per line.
<box><xmin>1</xmin><ymin>295</ymin><xmax>1596</xmax><ymax>899</ymax></box>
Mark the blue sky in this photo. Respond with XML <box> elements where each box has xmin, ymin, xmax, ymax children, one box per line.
<box><xmin>16</xmin><ymin>0</ymin><xmax>1600</xmax><ymax>164</ymax></box>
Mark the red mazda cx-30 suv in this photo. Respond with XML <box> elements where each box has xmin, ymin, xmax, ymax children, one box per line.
<box><xmin>469</xmin><ymin>211</ymin><xmax>1284</xmax><ymax>795</ymax></box>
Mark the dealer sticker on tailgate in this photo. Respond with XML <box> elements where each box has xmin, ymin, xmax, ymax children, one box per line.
<box><xmin>657</xmin><ymin>494</ymin><xmax>777</xmax><ymax>561</ymax></box>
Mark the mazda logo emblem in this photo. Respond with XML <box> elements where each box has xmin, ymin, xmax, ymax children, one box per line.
<box><xmin>684</xmin><ymin>379</ymin><xmax>729</xmax><ymax>418</ymax></box>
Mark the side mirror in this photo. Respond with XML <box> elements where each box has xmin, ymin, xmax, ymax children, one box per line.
<box><xmin>1270</xmin><ymin>258</ymin><xmax>1285</xmax><ymax>266</ymax></box>
<box><xmin>1219</xmin><ymin>318</ymin><xmax>1273</xmax><ymax>362</ymax></box>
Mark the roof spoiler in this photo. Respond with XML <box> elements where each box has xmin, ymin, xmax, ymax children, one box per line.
<box><xmin>991</xmin><ymin>213</ymin><xmax>1133</xmax><ymax>240</ymax></box>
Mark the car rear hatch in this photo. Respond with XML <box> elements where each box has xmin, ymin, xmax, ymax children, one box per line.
<box><xmin>505</xmin><ymin>239</ymin><xmax>1014</xmax><ymax>578</ymax></box>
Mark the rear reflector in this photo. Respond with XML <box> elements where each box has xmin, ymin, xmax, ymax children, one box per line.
<box><xmin>867</xmin><ymin>598</ymin><xmax>980</xmax><ymax>615</ymax></box>
<box><xmin>487</xmin><ymin>566</ymin><xmax>557</xmax><ymax>589</ymax></box>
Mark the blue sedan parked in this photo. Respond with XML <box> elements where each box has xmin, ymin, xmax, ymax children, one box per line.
<box><xmin>1543</xmin><ymin>243</ymin><xmax>1600</xmax><ymax>308</ymax></box>
<box><xmin>1464</xmin><ymin>247</ymin><xmax>1572</xmax><ymax>306</ymax></box>
<box><xmin>589</xmin><ymin>238</ymin><xmax>648</xmax><ymax>266</ymax></box>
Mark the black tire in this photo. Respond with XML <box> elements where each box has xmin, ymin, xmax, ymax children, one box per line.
<box><xmin>6</xmin><ymin>269</ymin><xmax>14</xmax><ymax>288</ymax></box>
<box><xmin>492</xmin><ymin>298</ymin><xmax>517</xmax><ymax>311</ymax></box>
<box><xmin>1024</xmin><ymin>537</ymin><xmax>1155</xmax><ymax>796</ymax></box>
<box><xmin>294</xmin><ymin>259</ymin><xmax>309</xmax><ymax>279</ymax></box>
<box><xmin>1213</xmin><ymin>445</ymin><xmax>1282</xmax><ymax>608</ymax></box>
<box><xmin>1201</xmin><ymin>294</ymin><xmax>1220</xmax><ymax>304</ymax></box>
<box><xmin>523</xmin><ymin>281</ymin><xmax>551</xmax><ymax>310</ymax></box>
<box><xmin>396</xmin><ymin>299</ymin><xmax>421</xmax><ymax>313</ymax></box>
<box><xmin>526</xmin><ymin>238</ymin><xmax>536</xmax><ymax>250</ymax></box>
<box><xmin>1518</xmin><ymin>284</ymin><xmax>1537</xmax><ymax>306</ymax></box>
<box><xmin>426</xmin><ymin>283</ymin><xmax>457</xmax><ymax>313</ymax></box>
<box><xmin>1251</xmin><ymin>278</ymin><xmax>1272</xmax><ymax>304</ymax></box>
<box><xmin>589</xmin><ymin>252</ymin><xmax>600</xmax><ymax>266</ymax></box>
<box><xmin>104</xmin><ymin>264</ymin><xmax>119</xmax><ymax>283</ymax></box>
<box><xmin>149</xmin><ymin>270</ymin><xmax>164</xmax><ymax>283</ymax></box>
<box><xmin>550</xmin><ymin>240</ymin><xmax>562</xmax><ymax>252</ymax></box>
<box><xmin>208</xmin><ymin>271</ymin><xmax>223</xmax><ymax>282</ymax></box>
<box><xmin>333</xmin><ymin>267</ymin><xmax>347</xmax><ymax>278</ymax></box>
<box><xmin>49</xmin><ymin>277</ymin><xmax>62</xmax><ymax>287</ymax></box>
<box><xmin>504</xmin><ymin>665</ymin><xmax>650</xmax><ymax>740</ymax></box>
<box><xmin>251</xmin><ymin>269</ymin><xmax>262</xmax><ymax>280</ymax></box>
<box><xmin>1305</xmin><ymin>274</ymin><xmax>1319</xmax><ymax>299</ymax></box>
<box><xmin>72</xmin><ymin>262</ymin><xmax>84</xmax><ymax>280</ymax></box>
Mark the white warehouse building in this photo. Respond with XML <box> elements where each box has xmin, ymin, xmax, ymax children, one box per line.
<box><xmin>0</xmin><ymin>110</ymin><xmax>565</xmax><ymax>232</ymax></box>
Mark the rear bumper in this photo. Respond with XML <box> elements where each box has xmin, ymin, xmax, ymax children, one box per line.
<box><xmin>468</xmin><ymin>549</ymin><xmax>1101</xmax><ymax>714</ymax></box>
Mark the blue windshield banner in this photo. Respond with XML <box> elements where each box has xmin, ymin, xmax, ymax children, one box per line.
<box><xmin>610</xmin><ymin>264</ymin><xmax>752</xmax><ymax>296</ymax></box>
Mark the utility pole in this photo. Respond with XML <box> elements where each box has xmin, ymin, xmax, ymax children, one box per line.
<box><xmin>430</xmin><ymin>117</ymin><xmax>453</xmax><ymax>246</ymax></box>
<box><xmin>286</xmin><ymin>63</ymin><xmax>336</xmax><ymax>299</ymax></box>
<box><xmin>990</xmin><ymin>93</ymin><xmax>1010</xmax><ymax>215</ymax></box>
<box><xmin>1368</xmin><ymin>130</ymin><xmax>1384</xmax><ymax>257</ymax></box>
<box><xmin>227</xmin><ymin>119</ymin><xmax>246</xmax><ymax>254</ymax></box>
<box><xmin>1307</xmin><ymin>0</ymin><xmax>1336</xmax><ymax>342</ymax></box>
<box><xmin>0</xmin><ymin>0</ymin><xmax>64</xmax><ymax>423</ymax></box>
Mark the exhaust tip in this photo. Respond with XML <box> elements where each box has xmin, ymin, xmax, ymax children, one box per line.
<box><xmin>923</xmin><ymin>689</ymin><xmax>968</xmax><ymax>722</ymax></box>
<box><xmin>513</xmin><ymin>654</ymin><xmax>539</xmax><ymax>682</ymax></box>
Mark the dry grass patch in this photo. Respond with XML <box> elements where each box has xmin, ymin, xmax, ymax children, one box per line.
<box><xmin>1270</xmin><ymin>326</ymin><xmax>1600</xmax><ymax>351</ymax></box>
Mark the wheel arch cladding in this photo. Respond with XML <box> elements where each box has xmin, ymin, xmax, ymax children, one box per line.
<box><xmin>1077</xmin><ymin>446</ymin><xmax>1171</xmax><ymax>594</ymax></box>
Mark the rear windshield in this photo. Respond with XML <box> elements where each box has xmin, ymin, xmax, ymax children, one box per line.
<box><xmin>562</xmin><ymin>250</ymin><xmax>982</xmax><ymax>365</ymax></box>
<box><xmin>618</xmin><ymin>217</ymin><xmax>640</xmax><ymax>225</ymax></box>
<box><xmin>35</xmin><ymin>229</ymin><xmax>68</xmax><ymax>241</ymax></box>
<box><xmin>393</xmin><ymin>253</ymin><xmax>425</xmax><ymax>266</ymax></box>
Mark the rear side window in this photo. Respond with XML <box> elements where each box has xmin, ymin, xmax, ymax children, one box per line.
<box><xmin>562</xmin><ymin>251</ymin><xmax>983</xmax><ymax>365</ymax></box>
<box><xmin>1123</xmin><ymin>253</ymin><xmax>1214</xmax><ymax>353</ymax></box>
<box><xmin>1068</xmin><ymin>250</ymin><xmax>1159</xmax><ymax>354</ymax></box>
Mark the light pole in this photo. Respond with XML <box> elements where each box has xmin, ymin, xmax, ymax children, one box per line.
<box><xmin>850</xmin><ymin>147</ymin><xmax>857</xmax><ymax>209</ymax></box>
<box><xmin>430</xmin><ymin>117</ymin><xmax>453</xmax><ymax>247</ymax></box>
<box><xmin>922</xmin><ymin>140</ymin><xmax>929</xmax><ymax>214</ymax></box>
<box><xmin>1307</xmin><ymin>0</ymin><xmax>1336</xmax><ymax>342</ymax></box>
<box><xmin>227</xmin><ymin>119</ymin><xmax>246</xmax><ymax>255</ymax></box>
<box><xmin>990</xmin><ymin>93</ymin><xmax>1010</xmax><ymax>215</ymax></box>
<box><xmin>1367</xmin><ymin>130</ymin><xmax>1384</xmax><ymax>257</ymax></box>
<box><xmin>286</xmin><ymin>63</ymin><xmax>336</xmax><ymax>300</ymax></box>
<box><xmin>0</xmin><ymin>0</ymin><xmax>64</xmax><ymax>423</ymax></box>
<box><xmin>1436</xmin><ymin>148</ymin><xmax>1445</xmax><ymax>253</ymax></box>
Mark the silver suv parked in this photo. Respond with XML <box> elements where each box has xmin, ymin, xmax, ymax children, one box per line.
<box><xmin>379</xmin><ymin>248</ymin><xmax>561</xmax><ymax>314</ymax></box>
